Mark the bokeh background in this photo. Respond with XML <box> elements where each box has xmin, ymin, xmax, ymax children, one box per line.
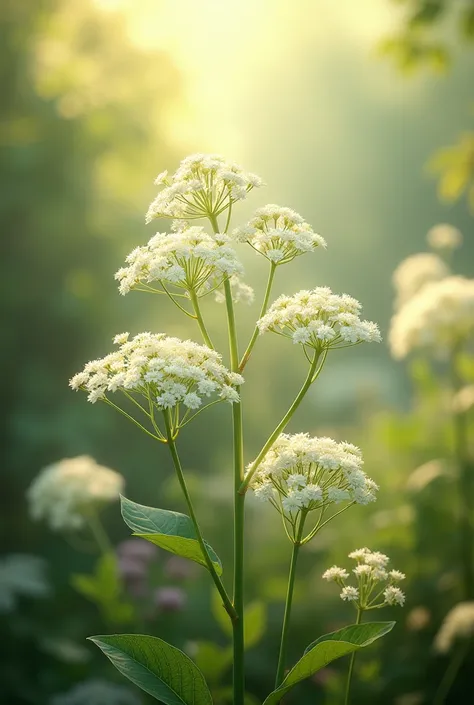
<box><xmin>2</xmin><ymin>1</ymin><xmax>474</xmax><ymax>703</ymax></box>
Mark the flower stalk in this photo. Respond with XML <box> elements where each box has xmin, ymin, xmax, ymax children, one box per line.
<box><xmin>275</xmin><ymin>511</ymin><xmax>307</xmax><ymax>687</ymax></box>
<box><xmin>163</xmin><ymin>410</ymin><xmax>236</xmax><ymax>620</ymax></box>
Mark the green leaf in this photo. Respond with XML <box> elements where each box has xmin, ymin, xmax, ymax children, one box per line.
<box><xmin>262</xmin><ymin>622</ymin><xmax>395</xmax><ymax>705</ymax></box>
<box><xmin>89</xmin><ymin>634</ymin><xmax>213</xmax><ymax>705</ymax></box>
<box><xmin>121</xmin><ymin>496</ymin><xmax>222</xmax><ymax>576</ymax></box>
<box><xmin>244</xmin><ymin>601</ymin><xmax>266</xmax><ymax>650</ymax></box>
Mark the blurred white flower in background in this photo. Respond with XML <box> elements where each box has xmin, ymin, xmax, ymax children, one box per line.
<box><xmin>392</xmin><ymin>252</ymin><xmax>449</xmax><ymax>309</ymax></box>
<box><xmin>27</xmin><ymin>456</ymin><xmax>124</xmax><ymax>531</ymax></box>
<box><xmin>389</xmin><ymin>276</ymin><xmax>474</xmax><ymax>360</ymax></box>
<box><xmin>434</xmin><ymin>602</ymin><xmax>474</xmax><ymax>653</ymax></box>
<box><xmin>427</xmin><ymin>224</ymin><xmax>462</xmax><ymax>253</ymax></box>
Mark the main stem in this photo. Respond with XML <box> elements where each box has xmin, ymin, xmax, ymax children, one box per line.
<box><xmin>344</xmin><ymin>608</ymin><xmax>362</xmax><ymax>705</ymax></box>
<box><xmin>239</xmin><ymin>262</ymin><xmax>276</xmax><ymax>371</ymax></box>
<box><xmin>451</xmin><ymin>351</ymin><xmax>474</xmax><ymax>599</ymax></box>
<box><xmin>163</xmin><ymin>412</ymin><xmax>236</xmax><ymax>620</ymax></box>
<box><xmin>240</xmin><ymin>352</ymin><xmax>320</xmax><ymax>493</ymax></box>
<box><xmin>275</xmin><ymin>514</ymin><xmax>307</xmax><ymax>687</ymax></box>
<box><xmin>211</xmin><ymin>211</ymin><xmax>246</xmax><ymax>705</ymax></box>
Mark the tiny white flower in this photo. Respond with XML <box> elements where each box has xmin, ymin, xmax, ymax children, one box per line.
<box><xmin>348</xmin><ymin>548</ymin><xmax>371</xmax><ymax>562</ymax></box>
<box><xmin>389</xmin><ymin>570</ymin><xmax>406</xmax><ymax>583</ymax></box>
<box><xmin>340</xmin><ymin>586</ymin><xmax>359</xmax><ymax>602</ymax></box>
<box><xmin>322</xmin><ymin>566</ymin><xmax>349</xmax><ymax>582</ymax></box>
<box><xmin>282</xmin><ymin>491</ymin><xmax>303</xmax><ymax>513</ymax></box>
<box><xmin>383</xmin><ymin>585</ymin><xmax>405</xmax><ymax>606</ymax></box>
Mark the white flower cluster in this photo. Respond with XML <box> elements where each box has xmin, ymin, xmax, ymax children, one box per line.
<box><xmin>70</xmin><ymin>332</ymin><xmax>243</xmax><ymax>409</ymax></box>
<box><xmin>115</xmin><ymin>226</ymin><xmax>244</xmax><ymax>296</ymax></box>
<box><xmin>392</xmin><ymin>253</ymin><xmax>449</xmax><ymax>309</ymax></box>
<box><xmin>427</xmin><ymin>223</ymin><xmax>462</xmax><ymax>252</ymax></box>
<box><xmin>323</xmin><ymin>547</ymin><xmax>406</xmax><ymax>609</ymax></box>
<box><xmin>257</xmin><ymin>288</ymin><xmax>381</xmax><ymax>350</ymax></box>
<box><xmin>27</xmin><ymin>456</ymin><xmax>124</xmax><ymax>531</ymax></box>
<box><xmin>434</xmin><ymin>602</ymin><xmax>474</xmax><ymax>653</ymax></box>
<box><xmin>247</xmin><ymin>434</ymin><xmax>377</xmax><ymax>533</ymax></box>
<box><xmin>389</xmin><ymin>276</ymin><xmax>474</xmax><ymax>359</ymax></box>
<box><xmin>146</xmin><ymin>153</ymin><xmax>264</xmax><ymax>222</ymax></box>
<box><xmin>233</xmin><ymin>204</ymin><xmax>326</xmax><ymax>264</ymax></box>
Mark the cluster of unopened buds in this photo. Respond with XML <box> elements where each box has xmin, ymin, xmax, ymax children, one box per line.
<box><xmin>323</xmin><ymin>548</ymin><xmax>406</xmax><ymax>611</ymax></box>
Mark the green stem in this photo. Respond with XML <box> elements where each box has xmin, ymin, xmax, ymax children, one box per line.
<box><xmin>240</xmin><ymin>353</ymin><xmax>321</xmax><ymax>494</ymax></box>
<box><xmin>451</xmin><ymin>351</ymin><xmax>474</xmax><ymax>599</ymax></box>
<box><xmin>275</xmin><ymin>513</ymin><xmax>307</xmax><ymax>687</ymax></box>
<box><xmin>211</xmin><ymin>211</ymin><xmax>246</xmax><ymax>705</ymax></box>
<box><xmin>224</xmin><ymin>276</ymin><xmax>246</xmax><ymax>705</ymax></box>
<box><xmin>344</xmin><ymin>608</ymin><xmax>363</xmax><ymax>705</ymax></box>
<box><xmin>239</xmin><ymin>263</ymin><xmax>276</xmax><ymax>371</ymax></box>
<box><xmin>189</xmin><ymin>287</ymin><xmax>214</xmax><ymax>348</ymax></box>
<box><xmin>163</xmin><ymin>411</ymin><xmax>236</xmax><ymax>620</ymax></box>
<box><xmin>433</xmin><ymin>639</ymin><xmax>470</xmax><ymax>705</ymax></box>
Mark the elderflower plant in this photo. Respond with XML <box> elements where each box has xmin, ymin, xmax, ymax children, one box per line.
<box><xmin>247</xmin><ymin>434</ymin><xmax>378</xmax><ymax>542</ymax></box>
<box><xmin>27</xmin><ymin>456</ymin><xmax>124</xmax><ymax>531</ymax></box>
<box><xmin>323</xmin><ymin>548</ymin><xmax>406</xmax><ymax>611</ymax></box>
<box><xmin>67</xmin><ymin>153</ymin><xmax>401</xmax><ymax>705</ymax></box>
<box><xmin>233</xmin><ymin>204</ymin><xmax>326</xmax><ymax>264</ymax></box>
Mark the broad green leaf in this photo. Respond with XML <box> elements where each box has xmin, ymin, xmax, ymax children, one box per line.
<box><xmin>244</xmin><ymin>601</ymin><xmax>266</xmax><ymax>650</ymax></box>
<box><xmin>262</xmin><ymin>622</ymin><xmax>395</xmax><ymax>705</ymax></box>
<box><xmin>89</xmin><ymin>634</ymin><xmax>213</xmax><ymax>705</ymax></box>
<box><xmin>194</xmin><ymin>641</ymin><xmax>233</xmax><ymax>683</ymax></box>
<box><xmin>121</xmin><ymin>496</ymin><xmax>222</xmax><ymax>575</ymax></box>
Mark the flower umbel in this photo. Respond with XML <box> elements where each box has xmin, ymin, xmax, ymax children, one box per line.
<box><xmin>27</xmin><ymin>456</ymin><xmax>124</xmax><ymax>531</ymax></box>
<box><xmin>247</xmin><ymin>434</ymin><xmax>378</xmax><ymax>542</ymax></box>
<box><xmin>257</xmin><ymin>288</ymin><xmax>381</xmax><ymax>352</ymax></box>
<box><xmin>233</xmin><ymin>204</ymin><xmax>326</xmax><ymax>265</ymax></box>
<box><xmin>70</xmin><ymin>333</ymin><xmax>243</xmax><ymax>438</ymax></box>
<box><xmin>115</xmin><ymin>226</ymin><xmax>244</xmax><ymax>297</ymax></box>
<box><xmin>146</xmin><ymin>153</ymin><xmax>264</xmax><ymax>223</ymax></box>
<box><xmin>323</xmin><ymin>548</ymin><xmax>406</xmax><ymax>611</ymax></box>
